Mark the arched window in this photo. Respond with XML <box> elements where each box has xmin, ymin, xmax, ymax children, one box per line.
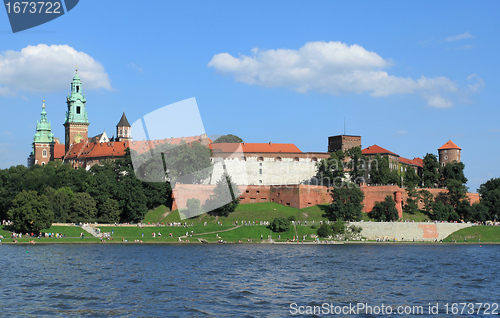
<box><xmin>258</xmin><ymin>157</ymin><xmax>264</xmax><ymax>161</ymax></box>
<box><xmin>120</xmin><ymin>129</ymin><xmax>123</xmax><ymax>135</ymax></box>
<box><xmin>311</xmin><ymin>157</ymin><xmax>318</xmax><ymax>162</ymax></box>
<box><xmin>294</xmin><ymin>157</ymin><xmax>299</xmax><ymax>162</ymax></box>
<box><xmin>275</xmin><ymin>157</ymin><xmax>282</xmax><ymax>162</ymax></box>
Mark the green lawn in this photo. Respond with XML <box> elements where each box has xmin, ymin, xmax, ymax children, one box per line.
<box><xmin>443</xmin><ymin>226</ymin><xmax>500</xmax><ymax>243</ymax></box>
<box><xmin>160</xmin><ymin>202</ymin><xmax>331</xmax><ymax>225</ymax></box>
<box><xmin>142</xmin><ymin>205</ymin><xmax>170</xmax><ymax>224</ymax></box>
<box><xmin>1</xmin><ymin>225</ymin><xmax>100</xmax><ymax>243</ymax></box>
<box><xmin>401</xmin><ymin>211</ymin><xmax>429</xmax><ymax>222</ymax></box>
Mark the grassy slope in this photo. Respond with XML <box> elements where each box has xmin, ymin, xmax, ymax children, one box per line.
<box><xmin>161</xmin><ymin>202</ymin><xmax>330</xmax><ymax>225</ymax></box>
<box><xmin>1</xmin><ymin>225</ymin><xmax>100</xmax><ymax>243</ymax></box>
<box><xmin>443</xmin><ymin>226</ymin><xmax>500</xmax><ymax>243</ymax></box>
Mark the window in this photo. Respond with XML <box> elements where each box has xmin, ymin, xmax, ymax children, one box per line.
<box><xmin>294</xmin><ymin>157</ymin><xmax>299</xmax><ymax>162</ymax></box>
<box><xmin>312</xmin><ymin>157</ymin><xmax>318</xmax><ymax>162</ymax></box>
<box><xmin>259</xmin><ymin>180</ymin><xmax>262</xmax><ymax>184</ymax></box>
<box><xmin>275</xmin><ymin>157</ymin><xmax>282</xmax><ymax>162</ymax></box>
<box><xmin>259</xmin><ymin>169</ymin><xmax>262</xmax><ymax>174</ymax></box>
<box><xmin>120</xmin><ymin>129</ymin><xmax>123</xmax><ymax>135</ymax></box>
<box><xmin>125</xmin><ymin>129</ymin><xmax>128</xmax><ymax>136</ymax></box>
<box><xmin>245</xmin><ymin>190</ymin><xmax>249</xmax><ymax>193</ymax></box>
<box><xmin>42</xmin><ymin>149</ymin><xmax>47</xmax><ymax>157</ymax></box>
<box><xmin>76</xmin><ymin>106</ymin><xmax>81</xmax><ymax>114</ymax></box>
<box><xmin>256</xmin><ymin>190</ymin><xmax>260</xmax><ymax>194</ymax></box>
<box><xmin>258</xmin><ymin>157</ymin><xmax>264</xmax><ymax>161</ymax></box>
<box><xmin>76</xmin><ymin>86</ymin><xmax>80</xmax><ymax>93</ymax></box>
<box><xmin>259</xmin><ymin>163</ymin><xmax>262</xmax><ymax>166</ymax></box>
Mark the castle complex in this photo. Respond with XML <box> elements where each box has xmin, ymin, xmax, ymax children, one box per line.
<box><xmin>27</xmin><ymin>71</ymin><xmax>474</xmax><ymax>216</ymax></box>
<box><xmin>28</xmin><ymin>70</ymin><xmax>132</xmax><ymax>168</ymax></box>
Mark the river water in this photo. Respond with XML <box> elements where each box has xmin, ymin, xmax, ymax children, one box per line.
<box><xmin>0</xmin><ymin>244</ymin><xmax>498</xmax><ymax>317</ymax></box>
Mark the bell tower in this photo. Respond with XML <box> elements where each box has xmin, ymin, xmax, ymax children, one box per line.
<box><xmin>28</xmin><ymin>99</ymin><xmax>55</xmax><ymax>166</ymax></box>
<box><xmin>116</xmin><ymin>112</ymin><xmax>131</xmax><ymax>141</ymax></box>
<box><xmin>64</xmin><ymin>69</ymin><xmax>89</xmax><ymax>152</ymax></box>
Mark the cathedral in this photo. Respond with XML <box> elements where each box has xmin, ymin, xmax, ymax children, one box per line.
<box><xmin>27</xmin><ymin>70</ymin><xmax>132</xmax><ymax>168</ymax></box>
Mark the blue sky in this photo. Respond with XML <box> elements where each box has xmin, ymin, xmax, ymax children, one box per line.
<box><xmin>0</xmin><ymin>1</ymin><xmax>498</xmax><ymax>192</ymax></box>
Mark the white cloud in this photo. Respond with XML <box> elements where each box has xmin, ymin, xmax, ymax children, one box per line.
<box><xmin>425</xmin><ymin>94</ymin><xmax>453</xmax><ymax>108</ymax></box>
<box><xmin>446</xmin><ymin>32</ymin><xmax>474</xmax><ymax>42</ymax></box>
<box><xmin>208</xmin><ymin>41</ymin><xmax>461</xmax><ymax>107</ymax></box>
<box><xmin>128</xmin><ymin>62</ymin><xmax>143</xmax><ymax>73</ymax></box>
<box><xmin>395</xmin><ymin>130</ymin><xmax>408</xmax><ymax>136</ymax></box>
<box><xmin>0</xmin><ymin>44</ymin><xmax>112</xmax><ymax>96</ymax></box>
<box><xmin>466</xmin><ymin>74</ymin><xmax>484</xmax><ymax>93</ymax></box>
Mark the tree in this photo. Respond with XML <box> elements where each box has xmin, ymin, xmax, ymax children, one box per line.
<box><xmin>269</xmin><ymin>217</ymin><xmax>290</xmax><ymax>232</ymax></box>
<box><xmin>403</xmin><ymin>167</ymin><xmax>421</xmax><ymax>214</ymax></box>
<box><xmin>346</xmin><ymin>147</ymin><xmax>366</xmax><ymax>184</ymax></box>
<box><xmin>51</xmin><ymin>187</ymin><xmax>74</xmax><ymax>223</ymax></box>
<box><xmin>314</xmin><ymin>150</ymin><xmax>345</xmax><ymax>186</ymax></box>
<box><xmin>370</xmin><ymin>195</ymin><xmax>399</xmax><ymax>221</ymax></box>
<box><xmin>317</xmin><ymin>223</ymin><xmax>333</xmax><ymax>238</ymax></box>
<box><xmin>204</xmin><ymin>173</ymin><xmax>240</xmax><ymax>217</ymax></box>
<box><xmin>419</xmin><ymin>189</ymin><xmax>434</xmax><ymax>215</ymax></box>
<box><xmin>440</xmin><ymin>161</ymin><xmax>467</xmax><ymax>187</ymax></box>
<box><xmin>99</xmin><ymin>198</ymin><xmax>121</xmax><ymax>223</ymax></box>
<box><xmin>165</xmin><ymin>141</ymin><xmax>212</xmax><ymax>184</ymax></box>
<box><xmin>183</xmin><ymin>198</ymin><xmax>202</xmax><ymax>219</ymax></box>
<box><xmin>213</xmin><ymin>134</ymin><xmax>243</xmax><ymax>143</ymax></box>
<box><xmin>324</xmin><ymin>184</ymin><xmax>364</xmax><ymax>221</ymax></box>
<box><xmin>69</xmin><ymin>192</ymin><xmax>97</xmax><ymax>223</ymax></box>
<box><xmin>369</xmin><ymin>154</ymin><xmax>398</xmax><ymax>185</ymax></box>
<box><xmin>8</xmin><ymin>190</ymin><xmax>54</xmax><ymax>233</ymax></box>
<box><xmin>422</xmin><ymin>153</ymin><xmax>439</xmax><ymax>188</ymax></box>
<box><xmin>427</xmin><ymin>201</ymin><xmax>457</xmax><ymax>221</ymax></box>
<box><xmin>478</xmin><ymin>177</ymin><xmax>500</xmax><ymax>221</ymax></box>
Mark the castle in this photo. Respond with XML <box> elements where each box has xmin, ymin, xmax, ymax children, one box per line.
<box><xmin>28</xmin><ymin>70</ymin><xmax>132</xmax><ymax>168</ymax></box>
<box><xmin>27</xmin><ymin>71</ymin><xmax>474</xmax><ymax>216</ymax></box>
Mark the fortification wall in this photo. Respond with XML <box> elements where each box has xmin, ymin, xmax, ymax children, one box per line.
<box><xmin>350</xmin><ymin>221</ymin><xmax>473</xmax><ymax>241</ymax></box>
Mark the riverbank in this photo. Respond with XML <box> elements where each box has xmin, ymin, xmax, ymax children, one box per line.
<box><xmin>2</xmin><ymin>224</ymin><xmax>499</xmax><ymax>244</ymax></box>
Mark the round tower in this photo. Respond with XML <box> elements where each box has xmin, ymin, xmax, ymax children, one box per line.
<box><xmin>438</xmin><ymin>140</ymin><xmax>461</xmax><ymax>166</ymax></box>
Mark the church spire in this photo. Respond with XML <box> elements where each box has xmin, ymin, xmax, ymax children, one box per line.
<box><xmin>34</xmin><ymin>99</ymin><xmax>54</xmax><ymax>143</ymax></box>
<box><xmin>64</xmin><ymin>70</ymin><xmax>90</xmax><ymax>152</ymax></box>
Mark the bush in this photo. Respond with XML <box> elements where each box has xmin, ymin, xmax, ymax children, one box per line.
<box><xmin>287</xmin><ymin>215</ymin><xmax>296</xmax><ymax>222</ymax></box>
<box><xmin>317</xmin><ymin>224</ymin><xmax>333</xmax><ymax>238</ymax></box>
<box><xmin>269</xmin><ymin>217</ymin><xmax>290</xmax><ymax>232</ymax></box>
<box><xmin>349</xmin><ymin>225</ymin><xmax>362</xmax><ymax>234</ymax></box>
<box><xmin>331</xmin><ymin>220</ymin><xmax>345</xmax><ymax>234</ymax></box>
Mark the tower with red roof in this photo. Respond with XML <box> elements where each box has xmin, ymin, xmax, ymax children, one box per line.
<box><xmin>438</xmin><ymin>140</ymin><xmax>461</xmax><ymax>166</ymax></box>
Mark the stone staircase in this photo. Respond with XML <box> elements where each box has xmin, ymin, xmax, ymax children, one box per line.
<box><xmin>81</xmin><ymin>224</ymin><xmax>103</xmax><ymax>238</ymax></box>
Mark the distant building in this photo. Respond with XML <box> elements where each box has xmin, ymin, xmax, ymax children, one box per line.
<box><xmin>328</xmin><ymin>135</ymin><xmax>361</xmax><ymax>152</ymax></box>
<box><xmin>28</xmin><ymin>70</ymin><xmax>132</xmax><ymax>169</ymax></box>
<box><xmin>438</xmin><ymin>140</ymin><xmax>461</xmax><ymax>166</ymax></box>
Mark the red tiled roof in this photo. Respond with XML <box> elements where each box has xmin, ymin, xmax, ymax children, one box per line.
<box><xmin>399</xmin><ymin>157</ymin><xmax>424</xmax><ymax>168</ymax></box>
<box><xmin>438</xmin><ymin>140</ymin><xmax>461</xmax><ymax>150</ymax></box>
<box><xmin>64</xmin><ymin>141</ymin><xmax>128</xmax><ymax>160</ymax></box>
<box><xmin>399</xmin><ymin>157</ymin><xmax>414</xmax><ymax>165</ymax></box>
<box><xmin>210</xmin><ymin>143</ymin><xmax>302</xmax><ymax>153</ymax></box>
<box><xmin>64</xmin><ymin>142</ymin><xmax>86</xmax><ymax>159</ymax></box>
<box><xmin>79</xmin><ymin>142</ymin><xmax>128</xmax><ymax>158</ymax></box>
<box><xmin>412</xmin><ymin>157</ymin><xmax>424</xmax><ymax>167</ymax></box>
<box><xmin>129</xmin><ymin>135</ymin><xmax>210</xmax><ymax>155</ymax></box>
<box><xmin>362</xmin><ymin>145</ymin><xmax>398</xmax><ymax>156</ymax></box>
<box><xmin>54</xmin><ymin>140</ymin><xmax>66</xmax><ymax>159</ymax></box>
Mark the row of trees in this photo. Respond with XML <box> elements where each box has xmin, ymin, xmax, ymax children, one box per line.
<box><xmin>2</xmin><ymin>149</ymin><xmax>171</xmax><ymax>232</ymax></box>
